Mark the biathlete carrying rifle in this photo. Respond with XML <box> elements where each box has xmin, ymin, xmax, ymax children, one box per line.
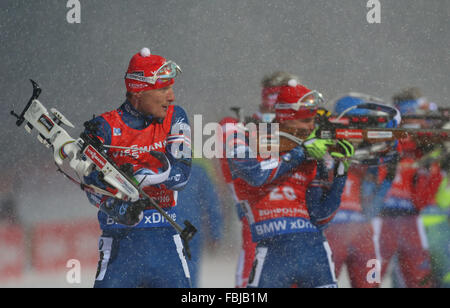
<box><xmin>11</xmin><ymin>47</ymin><xmax>196</xmax><ymax>288</ymax></box>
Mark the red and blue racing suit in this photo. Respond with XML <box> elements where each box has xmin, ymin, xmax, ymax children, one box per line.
<box><xmin>84</xmin><ymin>100</ymin><xmax>192</xmax><ymax>288</ymax></box>
<box><xmin>227</xmin><ymin>130</ymin><xmax>347</xmax><ymax>288</ymax></box>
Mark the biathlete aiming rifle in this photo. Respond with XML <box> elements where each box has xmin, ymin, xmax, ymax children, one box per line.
<box><xmin>230</xmin><ymin>100</ymin><xmax>450</xmax><ymax>159</ymax></box>
<box><xmin>276</xmin><ymin>102</ymin><xmax>450</xmax><ymax>153</ymax></box>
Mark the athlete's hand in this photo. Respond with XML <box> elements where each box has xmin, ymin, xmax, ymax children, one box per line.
<box><xmin>83</xmin><ymin>170</ymin><xmax>108</xmax><ymax>189</ymax></box>
<box><xmin>330</xmin><ymin>140</ymin><xmax>354</xmax><ymax>176</ymax></box>
<box><xmin>303</xmin><ymin>129</ymin><xmax>334</xmax><ymax>160</ymax></box>
<box><xmin>100</xmin><ymin>198</ymin><xmax>146</xmax><ymax>226</ymax></box>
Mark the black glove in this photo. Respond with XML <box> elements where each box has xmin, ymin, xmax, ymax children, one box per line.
<box><xmin>99</xmin><ymin>198</ymin><xmax>146</xmax><ymax>226</ymax></box>
<box><xmin>385</xmin><ymin>153</ymin><xmax>400</xmax><ymax>181</ymax></box>
<box><xmin>441</xmin><ymin>154</ymin><xmax>450</xmax><ymax>172</ymax></box>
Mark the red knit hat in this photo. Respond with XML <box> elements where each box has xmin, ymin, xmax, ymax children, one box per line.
<box><xmin>275</xmin><ymin>80</ymin><xmax>322</xmax><ymax>122</ymax></box>
<box><xmin>124</xmin><ymin>48</ymin><xmax>181</xmax><ymax>93</ymax></box>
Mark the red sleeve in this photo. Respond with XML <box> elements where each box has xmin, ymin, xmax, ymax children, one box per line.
<box><xmin>412</xmin><ymin>163</ymin><xmax>443</xmax><ymax>210</ymax></box>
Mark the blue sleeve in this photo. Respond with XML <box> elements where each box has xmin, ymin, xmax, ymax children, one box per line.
<box><xmin>366</xmin><ymin>152</ymin><xmax>398</xmax><ymax>215</ymax></box>
<box><xmin>82</xmin><ymin>115</ymin><xmax>112</xmax><ymax>207</ymax></box>
<box><xmin>85</xmin><ymin>189</ymin><xmax>105</xmax><ymax>208</ymax></box>
<box><xmin>199</xmin><ymin>169</ymin><xmax>224</xmax><ymax>241</ymax></box>
<box><xmin>360</xmin><ymin>166</ymin><xmax>380</xmax><ymax>217</ymax></box>
<box><xmin>162</xmin><ymin>106</ymin><xmax>192</xmax><ymax>190</ymax></box>
<box><xmin>370</xmin><ymin>179</ymin><xmax>393</xmax><ymax>216</ymax></box>
<box><xmin>307</xmin><ymin>174</ymin><xmax>347</xmax><ymax>229</ymax></box>
<box><xmin>83</xmin><ymin>115</ymin><xmax>112</xmax><ymax>146</ymax></box>
<box><xmin>361</xmin><ymin>179</ymin><xmax>377</xmax><ymax>217</ymax></box>
<box><xmin>309</xmin><ymin>160</ymin><xmax>331</xmax><ymax>189</ymax></box>
<box><xmin>227</xmin><ymin>142</ymin><xmax>307</xmax><ymax>187</ymax></box>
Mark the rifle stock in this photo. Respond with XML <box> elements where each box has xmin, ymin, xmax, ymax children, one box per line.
<box><xmin>257</xmin><ymin>126</ymin><xmax>450</xmax><ymax>155</ymax></box>
<box><xmin>330</xmin><ymin>128</ymin><xmax>450</xmax><ymax>144</ymax></box>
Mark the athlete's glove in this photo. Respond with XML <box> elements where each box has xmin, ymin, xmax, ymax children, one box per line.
<box><xmin>385</xmin><ymin>154</ymin><xmax>399</xmax><ymax>182</ymax></box>
<box><xmin>330</xmin><ymin>140</ymin><xmax>354</xmax><ymax>176</ymax></box>
<box><xmin>303</xmin><ymin>129</ymin><xmax>334</xmax><ymax>160</ymax></box>
<box><xmin>99</xmin><ymin>198</ymin><xmax>145</xmax><ymax>226</ymax></box>
<box><xmin>83</xmin><ymin>169</ymin><xmax>108</xmax><ymax>189</ymax></box>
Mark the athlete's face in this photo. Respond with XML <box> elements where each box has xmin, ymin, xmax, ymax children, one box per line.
<box><xmin>282</xmin><ymin>117</ymin><xmax>316</xmax><ymax>134</ymax></box>
<box><xmin>131</xmin><ymin>85</ymin><xmax>175</xmax><ymax>118</ymax></box>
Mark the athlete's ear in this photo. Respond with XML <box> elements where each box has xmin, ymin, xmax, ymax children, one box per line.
<box><xmin>128</xmin><ymin>91</ymin><xmax>142</xmax><ymax>108</ymax></box>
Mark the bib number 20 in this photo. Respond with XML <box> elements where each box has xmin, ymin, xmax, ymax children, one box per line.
<box><xmin>269</xmin><ymin>186</ymin><xmax>297</xmax><ymax>201</ymax></box>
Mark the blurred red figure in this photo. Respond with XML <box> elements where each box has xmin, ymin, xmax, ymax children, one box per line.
<box><xmin>324</xmin><ymin>165</ymin><xmax>380</xmax><ymax>288</ymax></box>
<box><xmin>375</xmin><ymin>88</ymin><xmax>438</xmax><ymax>288</ymax></box>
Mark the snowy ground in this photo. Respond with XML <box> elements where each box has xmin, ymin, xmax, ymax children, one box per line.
<box><xmin>0</xmin><ymin>251</ymin><xmax>392</xmax><ymax>288</ymax></box>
